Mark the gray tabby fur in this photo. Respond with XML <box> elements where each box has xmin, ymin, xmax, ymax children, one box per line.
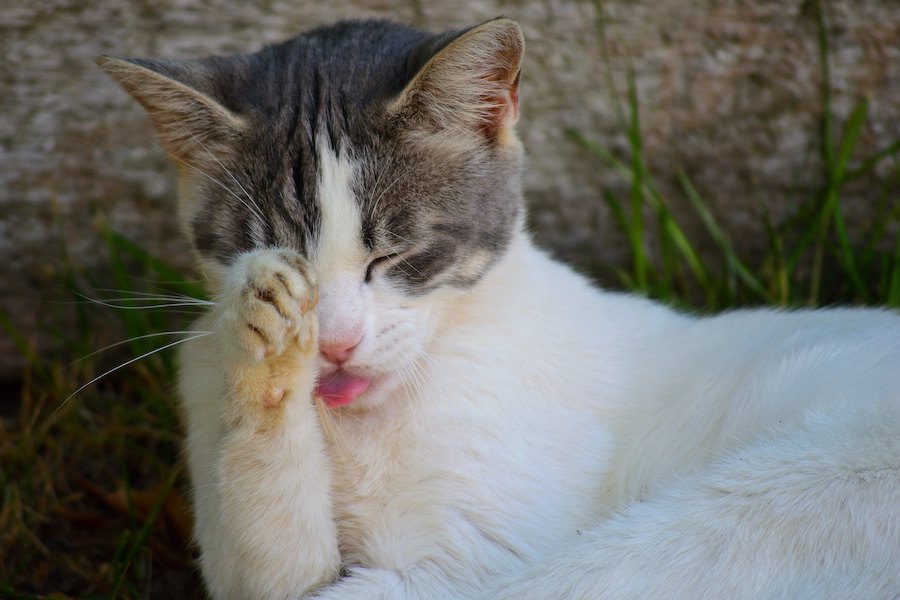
<box><xmin>98</xmin><ymin>19</ymin><xmax>523</xmax><ymax>293</ymax></box>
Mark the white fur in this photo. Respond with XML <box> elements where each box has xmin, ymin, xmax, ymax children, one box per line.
<box><xmin>312</xmin><ymin>143</ymin><xmax>367</xmax><ymax>354</ymax></box>
<box><xmin>179</xmin><ymin>150</ymin><xmax>900</xmax><ymax>599</ymax></box>
<box><xmin>313</xmin><ymin>142</ymin><xmax>366</xmax><ymax>278</ymax></box>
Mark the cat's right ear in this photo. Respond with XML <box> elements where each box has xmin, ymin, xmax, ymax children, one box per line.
<box><xmin>389</xmin><ymin>18</ymin><xmax>524</xmax><ymax>147</ymax></box>
<box><xmin>96</xmin><ymin>56</ymin><xmax>246</xmax><ymax>163</ymax></box>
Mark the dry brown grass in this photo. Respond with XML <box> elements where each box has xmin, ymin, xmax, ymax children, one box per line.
<box><xmin>1</xmin><ymin>238</ymin><xmax>208</xmax><ymax>599</ymax></box>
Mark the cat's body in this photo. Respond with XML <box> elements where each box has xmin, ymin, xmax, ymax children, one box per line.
<box><xmin>99</xmin><ymin>18</ymin><xmax>900</xmax><ymax>600</ymax></box>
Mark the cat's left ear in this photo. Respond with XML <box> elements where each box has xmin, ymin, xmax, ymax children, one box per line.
<box><xmin>96</xmin><ymin>56</ymin><xmax>246</xmax><ymax>163</ymax></box>
<box><xmin>390</xmin><ymin>18</ymin><xmax>524</xmax><ymax>145</ymax></box>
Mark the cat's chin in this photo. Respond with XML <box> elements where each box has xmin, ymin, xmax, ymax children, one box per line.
<box><xmin>341</xmin><ymin>373</ymin><xmax>404</xmax><ymax>412</ymax></box>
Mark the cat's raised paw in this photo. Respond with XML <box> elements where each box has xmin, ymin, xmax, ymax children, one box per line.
<box><xmin>218</xmin><ymin>249</ymin><xmax>318</xmax><ymax>365</ymax></box>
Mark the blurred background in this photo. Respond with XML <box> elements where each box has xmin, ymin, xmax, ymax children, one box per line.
<box><xmin>1</xmin><ymin>0</ymin><xmax>898</xmax><ymax>597</ymax></box>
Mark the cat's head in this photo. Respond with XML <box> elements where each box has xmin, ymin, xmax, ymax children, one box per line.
<box><xmin>99</xmin><ymin>18</ymin><xmax>525</xmax><ymax>409</ymax></box>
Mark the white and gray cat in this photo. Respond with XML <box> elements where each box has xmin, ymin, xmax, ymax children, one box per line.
<box><xmin>98</xmin><ymin>18</ymin><xmax>900</xmax><ymax>600</ymax></box>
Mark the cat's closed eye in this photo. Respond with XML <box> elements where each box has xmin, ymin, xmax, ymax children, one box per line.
<box><xmin>364</xmin><ymin>253</ymin><xmax>399</xmax><ymax>283</ymax></box>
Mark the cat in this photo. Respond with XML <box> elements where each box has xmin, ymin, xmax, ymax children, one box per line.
<box><xmin>98</xmin><ymin>17</ymin><xmax>900</xmax><ymax>600</ymax></box>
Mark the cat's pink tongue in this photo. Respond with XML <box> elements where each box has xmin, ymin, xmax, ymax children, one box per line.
<box><xmin>315</xmin><ymin>371</ymin><xmax>371</xmax><ymax>408</ymax></box>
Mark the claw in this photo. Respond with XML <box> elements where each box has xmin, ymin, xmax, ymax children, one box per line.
<box><xmin>300</xmin><ymin>288</ymin><xmax>319</xmax><ymax>314</ymax></box>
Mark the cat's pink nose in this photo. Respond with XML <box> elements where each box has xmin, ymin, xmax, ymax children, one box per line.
<box><xmin>319</xmin><ymin>339</ymin><xmax>359</xmax><ymax>365</ymax></box>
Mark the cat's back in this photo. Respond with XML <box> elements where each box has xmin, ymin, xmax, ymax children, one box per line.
<box><xmin>604</xmin><ymin>303</ymin><xmax>900</xmax><ymax>505</ymax></box>
<box><xmin>682</xmin><ymin>306</ymin><xmax>900</xmax><ymax>404</ymax></box>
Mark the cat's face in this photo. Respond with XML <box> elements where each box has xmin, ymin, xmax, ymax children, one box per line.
<box><xmin>100</xmin><ymin>18</ymin><xmax>525</xmax><ymax>409</ymax></box>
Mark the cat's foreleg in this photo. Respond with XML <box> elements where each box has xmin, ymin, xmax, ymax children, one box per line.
<box><xmin>181</xmin><ymin>249</ymin><xmax>340</xmax><ymax>600</ymax></box>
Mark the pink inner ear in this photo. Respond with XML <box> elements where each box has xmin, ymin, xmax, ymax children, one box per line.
<box><xmin>509</xmin><ymin>70</ymin><xmax>521</xmax><ymax>123</ymax></box>
<box><xmin>480</xmin><ymin>68</ymin><xmax>521</xmax><ymax>140</ymax></box>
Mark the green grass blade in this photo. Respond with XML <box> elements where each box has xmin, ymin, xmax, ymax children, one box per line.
<box><xmin>111</xmin><ymin>470</ymin><xmax>179</xmax><ymax>597</ymax></box>
<box><xmin>815</xmin><ymin>0</ymin><xmax>835</xmax><ymax>176</ymax></box>
<box><xmin>842</xmin><ymin>138</ymin><xmax>900</xmax><ymax>184</ymax></box>
<box><xmin>625</xmin><ymin>67</ymin><xmax>649</xmax><ymax>291</ymax></box>
<box><xmin>888</xmin><ymin>231</ymin><xmax>900</xmax><ymax>307</ymax></box>
<box><xmin>808</xmin><ymin>0</ymin><xmax>834</xmax><ymax>304</ymax></box>
<box><xmin>758</xmin><ymin>200</ymin><xmax>791</xmax><ymax>305</ymax></box>
<box><xmin>821</xmin><ymin>98</ymin><xmax>869</xmax><ymax>300</ymax></box>
<box><xmin>833</xmin><ymin>98</ymin><xmax>868</xmax><ymax>181</ymax></box>
<box><xmin>102</xmin><ymin>227</ymin><xmax>207</xmax><ymax>300</ymax></box>
<box><xmin>677</xmin><ymin>171</ymin><xmax>771</xmax><ymax>303</ymax></box>
<box><xmin>590</xmin><ymin>0</ymin><xmax>628</xmax><ymax>133</ymax></box>
<box><xmin>600</xmin><ymin>187</ymin><xmax>630</xmax><ymax>235</ymax></box>
<box><xmin>657</xmin><ymin>208</ymin><xmax>712</xmax><ymax>295</ymax></box>
<box><xmin>564</xmin><ymin>128</ymin><xmax>632</xmax><ymax>179</ymax></box>
<box><xmin>0</xmin><ymin>309</ymin><xmax>48</xmax><ymax>380</ymax></box>
<box><xmin>565</xmin><ymin>127</ymin><xmax>713</xmax><ymax>299</ymax></box>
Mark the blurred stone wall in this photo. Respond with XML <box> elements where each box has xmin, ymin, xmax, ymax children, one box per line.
<box><xmin>1</xmin><ymin>0</ymin><xmax>898</xmax><ymax>378</ymax></box>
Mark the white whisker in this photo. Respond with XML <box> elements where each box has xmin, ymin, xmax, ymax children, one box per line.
<box><xmin>72</xmin><ymin>330</ymin><xmax>212</xmax><ymax>364</ymax></box>
<box><xmin>369</xmin><ymin>162</ymin><xmax>418</xmax><ymax>220</ymax></box>
<box><xmin>179</xmin><ymin>125</ymin><xmax>267</xmax><ymax>225</ymax></box>
<box><xmin>59</xmin><ymin>331</ymin><xmax>213</xmax><ymax>413</ymax></box>
<box><xmin>382</xmin><ymin>229</ymin><xmax>427</xmax><ymax>252</ymax></box>
<box><xmin>169</xmin><ymin>149</ymin><xmax>268</xmax><ymax>231</ymax></box>
<box><xmin>396</xmin><ymin>360</ymin><xmax>425</xmax><ymax>415</ymax></box>
<box><xmin>409</xmin><ymin>352</ymin><xmax>461</xmax><ymax>464</ymax></box>
<box><xmin>383</xmin><ymin>254</ymin><xmax>428</xmax><ymax>281</ymax></box>
<box><xmin>366</xmin><ymin>154</ymin><xmax>393</xmax><ymax>217</ymax></box>
<box><xmin>68</xmin><ymin>290</ymin><xmax>213</xmax><ymax>311</ymax></box>
<box><xmin>94</xmin><ymin>288</ymin><xmax>212</xmax><ymax>303</ymax></box>
<box><xmin>376</xmin><ymin>229</ymin><xmax>432</xmax><ymax>278</ymax></box>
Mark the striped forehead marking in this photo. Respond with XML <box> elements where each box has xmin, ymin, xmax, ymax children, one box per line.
<box><xmin>312</xmin><ymin>140</ymin><xmax>365</xmax><ymax>282</ymax></box>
